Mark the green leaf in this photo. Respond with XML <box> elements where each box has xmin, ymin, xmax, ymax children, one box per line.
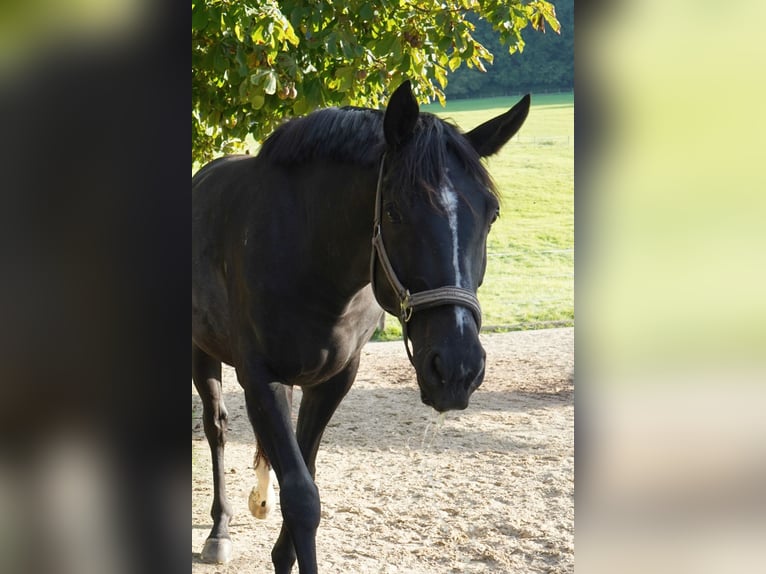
<box><xmin>375</xmin><ymin>34</ymin><xmax>397</xmax><ymax>57</ymax></box>
<box><xmin>293</xmin><ymin>96</ymin><xmax>310</xmax><ymax>116</ymax></box>
<box><xmin>263</xmin><ymin>71</ymin><xmax>278</xmax><ymax>95</ymax></box>
<box><xmin>438</xmin><ymin>37</ymin><xmax>453</xmax><ymax>53</ymax></box>
<box><xmin>454</xmin><ymin>30</ymin><xmax>466</xmax><ymax>53</ymax></box>
<box><xmin>541</xmin><ymin>2</ymin><xmax>561</xmax><ymax>34</ymax></box>
<box><xmin>391</xmin><ymin>37</ymin><xmax>403</xmax><ymax>60</ymax></box>
<box><xmin>339</xmin><ymin>30</ymin><xmax>356</xmax><ymax>59</ymax></box>
<box><xmin>326</xmin><ymin>32</ymin><xmax>339</xmax><ymax>57</ymax></box>
<box><xmin>360</xmin><ymin>4</ymin><xmax>374</xmax><ymax>22</ymax></box>
<box><xmin>284</xmin><ymin>23</ymin><xmax>300</xmax><ymax>46</ymax></box>
<box><xmin>213</xmin><ymin>50</ymin><xmax>227</xmax><ymax>73</ymax></box>
<box><xmin>249</xmin><ymin>93</ymin><xmax>265</xmax><ymax>110</ymax></box>
<box><xmin>192</xmin><ymin>5</ymin><xmax>207</xmax><ymax>31</ymax></box>
<box><xmin>236</xmin><ymin>50</ymin><xmax>248</xmax><ymax>77</ymax></box>
<box><xmin>290</xmin><ymin>7</ymin><xmax>305</xmax><ymax>28</ymax></box>
<box><xmin>304</xmin><ymin>78</ymin><xmax>325</xmax><ymax>108</ymax></box>
<box><xmin>400</xmin><ymin>53</ymin><xmax>412</xmax><ymax>73</ymax></box>
<box><xmin>335</xmin><ymin>66</ymin><xmax>355</xmax><ymax>93</ymax></box>
<box><xmin>250</xmin><ymin>70</ymin><xmax>268</xmax><ymax>85</ymax></box>
<box><xmin>251</xmin><ymin>25</ymin><xmax>264</xmax><ymax>44</ymax></box>
<box><xmin>434</xmin><ymin>65</ymin><xmax>447</xmax><ymax>89</ymax></box>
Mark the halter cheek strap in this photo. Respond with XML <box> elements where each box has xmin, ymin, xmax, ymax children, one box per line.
<box><xmin>370</xmin><ymin>155</ymin><xmax>483</xmax><ymax>364</ymax></box>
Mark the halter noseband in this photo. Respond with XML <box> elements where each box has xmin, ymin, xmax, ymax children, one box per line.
<box><xmin>370</xmin><ymin>154</ymin><xmax>483</xmax><ymax>364</ymax></box>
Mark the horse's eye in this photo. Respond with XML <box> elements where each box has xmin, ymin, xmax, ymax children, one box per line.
<box><xmin>490</xmin><ymin>210</ymin><xmax>500</xmax><ymax>225</ymax></box>
<box><xmin>385</xmin><ymin>202</ymin><xmax>402</xmax><ymax>224</ymax></box>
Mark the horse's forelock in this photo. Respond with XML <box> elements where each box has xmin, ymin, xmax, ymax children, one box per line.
<box><xmin>387</xmin><ymin>114</ymin><xmax>498</xmax><ymax>205</ymax></box>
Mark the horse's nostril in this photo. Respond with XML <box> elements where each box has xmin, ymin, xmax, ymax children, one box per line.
<box><xmin>469</xmin><ymin>358</ymin><xmax>486</xmax><ymax>390</ymax></box>
<box><xmin>432</xmin><ymin>354</ymin><xmax>447</xmax><ymax>385</ymax></box>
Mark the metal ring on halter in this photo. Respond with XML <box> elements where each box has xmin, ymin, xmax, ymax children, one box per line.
<box><xmin>400</xmin><ymin>291</ymin><xmax>414</xmax><ymax>323</ymax></box>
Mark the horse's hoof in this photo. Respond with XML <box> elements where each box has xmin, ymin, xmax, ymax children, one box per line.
<box><xmin>248</xmin><ymin>485</ymin><xmax>274</xmax><ymax>519</ymax></box>
<box><xmin>200</xmin><ymin>537</ymin><xmax>232</xmax><ymax>564</ymax></box>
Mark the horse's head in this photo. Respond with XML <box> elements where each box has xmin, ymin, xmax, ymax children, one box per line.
<box><xmin>371</xmin><ymin>81</ymin><xmax>529</xmax><ymax>412</ymax></box>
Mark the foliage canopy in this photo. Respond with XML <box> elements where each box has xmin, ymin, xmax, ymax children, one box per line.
<box><xmin>192</xmin><ymin>0</ymin><xmax>559</xmax><ymax>164</ymax></box>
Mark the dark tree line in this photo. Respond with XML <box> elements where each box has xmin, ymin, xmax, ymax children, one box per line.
<box><xmin>445</xmin><ymin>0</ymin><xmax>573</xmax><ymax>99</ymax></box>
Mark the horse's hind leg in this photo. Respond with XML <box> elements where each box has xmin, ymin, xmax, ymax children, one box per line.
<box><xmin>248</xmin><ymin>386</ymin><xmax>293</xmax><ymax>520</ymax></box>
<box><xmin>192</xmin><ymin>344</ymin><xmax>234</xmax><ymax>563</ymax></box>
<box><xmin>248</xmin><ymin>435</ymin><xmax>276</xmax><ymax>519</ymax></box>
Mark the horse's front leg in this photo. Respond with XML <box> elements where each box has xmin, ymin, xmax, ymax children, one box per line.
<box><xmin>237</xmin><ymin>359</ymin><xmax>319</xmax><ymax>574</ymax></box>
<box><xmin>270</xmin><ymin>356</ymin><xmax>361</xmax><ymax>571</ymax></box>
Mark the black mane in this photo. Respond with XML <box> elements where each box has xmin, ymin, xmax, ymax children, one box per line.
<box><xmin>257</xmin><ymin>106</ymin><xmax>497</xmax><ymax>198</ymax></box>
<box><xmin>258</xmin><ymin>107</ymin><xmax>385</xmax><ymax>168</ymax></box>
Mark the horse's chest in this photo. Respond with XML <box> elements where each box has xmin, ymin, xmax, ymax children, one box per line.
<box><xmin>273</xmin><ymin>334</ymin><xmax>358</xmax><ymax>387</ymax></box>
<box><xmin>288</xmin><ymin>346</ymin><xmax>347</xmax><ymax>386</ymax></box>
<box><xmin>265</xmin><ymin>297</ymin><xmax>381</xmax><ymax>386</ymax></box>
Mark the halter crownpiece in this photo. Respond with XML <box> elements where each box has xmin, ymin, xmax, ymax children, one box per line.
<box><xmin>370</xmin><ymin>154</ymin><xmax>483</xmax><ymax>363</ymax></box>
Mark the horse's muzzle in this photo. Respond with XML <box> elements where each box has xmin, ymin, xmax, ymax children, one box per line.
<box><xmin>417</xmin><ymin>344</ymin><xmax>486</xmax><ymax>412</ymax></box>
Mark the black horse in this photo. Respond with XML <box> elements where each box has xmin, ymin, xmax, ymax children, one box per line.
<box><xmin>192</xmin><ymin>80</ymin><xmax>529</xmax><ymax>573</ymax></box>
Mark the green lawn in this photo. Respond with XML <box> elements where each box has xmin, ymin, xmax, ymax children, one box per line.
<box><xmin>375</xmin><ymin>92</ymin><xmax>574</xmax><ymax>340</ymax></box>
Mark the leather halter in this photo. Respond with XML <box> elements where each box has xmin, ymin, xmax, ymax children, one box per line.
<box><xmin>370</xmin><ymin>154</ymin><xmax>483</xmax><ymax>364</ymax></box>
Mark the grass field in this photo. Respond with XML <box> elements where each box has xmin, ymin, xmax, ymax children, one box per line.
<box><xmin>375</xmin><ymin>92</ymin><xmax>574</xmax><ymax>340</ymax></box>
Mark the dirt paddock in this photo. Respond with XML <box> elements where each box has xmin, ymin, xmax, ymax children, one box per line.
<box><xmin>192</xmin><ymin>328</ymin><xmax>574</xmax><ymax>573</ymax></box>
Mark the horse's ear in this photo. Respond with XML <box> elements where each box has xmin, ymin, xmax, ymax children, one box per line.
<box><xmin>465</xmin><ymin>94</ymin><xmax>531</xmax><ymax>157</ymax></box>
<box><xmin>384</xmin><ymin>80</ymin><xmax>419</xmax><ymax>148</ymax></box>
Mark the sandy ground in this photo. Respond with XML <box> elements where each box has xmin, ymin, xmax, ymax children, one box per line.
<box><xmin>192</xmin><ymin>328</ymin><xmax>574</xmax><ymax>573</ymax></box>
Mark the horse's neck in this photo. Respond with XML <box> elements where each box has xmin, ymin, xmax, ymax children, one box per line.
<box><xmin>298</xmin><ymin>163</ymin><xmax>378</xmax><ymax>296</ymax></box>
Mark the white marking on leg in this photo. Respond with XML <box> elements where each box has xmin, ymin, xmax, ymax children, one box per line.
<box><xmin>248</xmin><ymin>450</ymin><xmax>275</xmax><ymax>519</ymax></box>
<box><xmin>437</xmin><ymin>177</ymin><xmax>469</xmax><ymax>335</ymax></box>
